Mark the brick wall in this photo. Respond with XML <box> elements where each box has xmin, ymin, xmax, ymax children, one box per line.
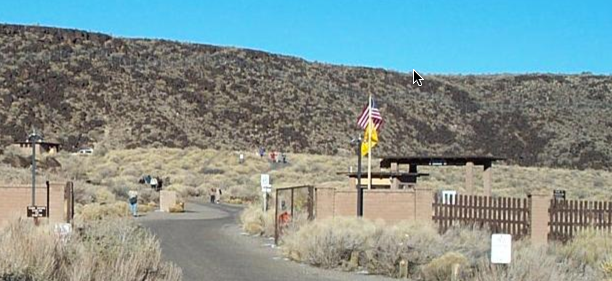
<box><xmin>315</xmin><ymin>187</ymin><xmax>433</xmax><ymax>224</ymax></box>
<box><xmin>363</xmin><ymin>190</ymin><xmax>416</xmax><ymax>223</ymax></box>
<box><xmin>315</xmin><ymin>188</ymin><xmax>336</xmax><ymax>219</ymax></box>
<box><xmin>0</xmin><ymin>182</ymin><xmax>68</xmax><ymax>227</ymax></box>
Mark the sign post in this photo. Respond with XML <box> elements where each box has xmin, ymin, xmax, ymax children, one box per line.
<box><xmin>261</xmin><ymin>174</ymin><xmax>271</xmax><ymax>211</ymax></box>
<box><xmin>491</xmin><ymin>234</ymin><xmax>512</xmax><ymax>264</ymax></box>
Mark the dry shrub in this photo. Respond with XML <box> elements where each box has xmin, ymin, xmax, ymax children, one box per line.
<box><xmin>137</xmin><ymin>186</ymin><xmax>160</xmax><ymax>204</ymax></box>
<box><xmin>75</xmin><ymin>202</ymin><xmax>129</xmax><ymax>222</ymax></box>
<box><xmin>281</xmin><ymin>217</ymin><xmax>378</xmax><ymax>268</ymax></box>
<box><xmin>169</xmin><ymin>202</ymin><xmax>185</xmax><ymax>213</ymax></box>
<box><xmin>439</xmin><ymin>226</ymin><xmax>491</xmax><ymax>266</ymax></box>
<box><xmin>422</xmin><ymin>252</ymin><xmax>469</xmax><ymax>281</ymax></box>
<box><xmin>0</xmin><ymin>219</ymin><xmax>61</xmax><ymax>280</ymax></box>
<box><xmin>364</xmin><ymin>221</ymin><xmax>442</xmax><ymax>277</ymax></box>
<box><xmin>94</xmin><ymin>188</ymin><xmax>116</xmax><ymax>204</ymax></box>
<box><xmin>239</xmin><ymin>204</ymin><xmax>274</xmax><ymax>236</ymax></box>
<box><xmin>473</xmin><ymin>242</ymin><xmax>602</xmax><ymax>281</ymax></box>
<box><xmin>0</xmin><ymin>218</ymin><xmax>181</xmax><ymax>281</ymax></box>
<box><xmin>554</xmin><ymin>229</ymin><xmax>612</xmax><ymax>269</ymax></box>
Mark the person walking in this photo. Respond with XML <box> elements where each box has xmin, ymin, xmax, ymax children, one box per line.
<box><xmin>215</xmin><ymin>188</ymin><xmax>222</xmax><ymax>204</ymax></box>
<box><xmin>209</xmin><ymin>188</ymin><xmax>216</xmax><ymax>203</ymax></box>
<box><xmin>128</xmin><ymin>190</ymin><xmax>138</xmax><ymax>217</ymax></box>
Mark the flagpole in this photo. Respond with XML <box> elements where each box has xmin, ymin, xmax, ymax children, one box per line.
<box><xmin>368</xmin><ymin>94</ymin><xmax>372</xmax><ymax>190</ymax></box>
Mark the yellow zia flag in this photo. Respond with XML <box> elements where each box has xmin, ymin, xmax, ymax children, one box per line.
<box><xmin>361</xmin><ymin>123</ymin><xmax>378</xmax><ymax>156</ymax></box>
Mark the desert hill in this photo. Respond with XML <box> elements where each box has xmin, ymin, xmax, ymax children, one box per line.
<box><xmin>0</xmin><ymin>24</ymin><xmax>611</xmax><ymax>169</ymax></box>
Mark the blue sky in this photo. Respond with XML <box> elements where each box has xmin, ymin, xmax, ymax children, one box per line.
<box><xmin>1</xmin><ymin>0</ymin><xmax>610</xmax><ymax>74</ymax></box>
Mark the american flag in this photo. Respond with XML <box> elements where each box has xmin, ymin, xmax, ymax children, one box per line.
<box><xmin>357</xmin><ymin>98</ymin><xmax>383</xmax><ymax>130</ymax></box>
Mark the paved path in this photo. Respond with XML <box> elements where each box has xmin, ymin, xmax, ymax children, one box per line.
<box><xmin>140</xmin><ymin>200</ymin><xmax>393</xmax><ymax>281</ymax></box>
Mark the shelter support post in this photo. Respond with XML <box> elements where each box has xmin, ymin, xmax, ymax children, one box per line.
<box><xmin>465</xmin><ymin>161</ymin><xmax>474</xmax><ymax>194</ymax></box>
<box><xmin>483</xmin><ymin>162</ymin><xmax>492</xmax><ymax>196</ymax></box>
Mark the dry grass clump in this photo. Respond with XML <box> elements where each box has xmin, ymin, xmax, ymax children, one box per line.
<box><xmin>552</xmin><ymin>229</ymin><xmax>612</xmax><ymax>270</ymax></box>
<box><xmin>0</xmin><ymin>218</ymin><xmax>182</xmax><ymax>281</ymax></box>
<box><xmin>422</xmin><ymin>252</ymin><xmax>468</xmax><ymax>281</ymax></box>
<box><xmin>74</xmin><ymin>201</ymin><xmax>130</xmax><ymax>222</ymax></box>
<box><xmin>239</xmin><ymin>204</ymin><xmax>275</xmax><ymax>236</ymax></box>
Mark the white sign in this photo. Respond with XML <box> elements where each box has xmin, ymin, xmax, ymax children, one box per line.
<box><xmin>442</xmin><ymin>190</ymin><xmax>457</xmax><ymax>204</ymax></box>
<box><xmin>261</xmin><ymin>174</ymin><xmax>270</xmax><ymax>188</ymax></box>
<box><xmin>491</xmin><ymin>234</ymin><xmax>512</xmax><ymax>264</ymax></box>
<box><xmin>55</xmin><ymin>223</ymin><xmax>73</xmax><ymax>243</ymax></box>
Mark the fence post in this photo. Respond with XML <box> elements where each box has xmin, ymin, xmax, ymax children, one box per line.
<box><xmin>529</xmin><ymin>193</ymin><xmax>550</xmax><ymax>244</ymax></box>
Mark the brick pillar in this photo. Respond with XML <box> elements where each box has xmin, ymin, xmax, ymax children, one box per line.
<box><xmin>390</xmin><ymin>162</ymin><xmax>398</xmax><ymax>172</ymax></box>
<box><xmin>483</xmin><ymin>162</ymin><xmax>492</xmax><ymax>196</ymax></box>
<box><xmin>465</xmin><ymin>161</ymin><xmax>474</xmax><ymax>194</ymax></box>
<box><xmin>529</xmin><ymin>193</ymin><xmax>550</xmax><ymax>244</ymax></box>
<box><xmin>414</xmin><ymin>188</ymin><xmax>433</xmax><ymax>223</ymax></box>
<box><xmin>315</xmin><ymin>188</ymin><xmax>336</xmax><ymax>219</ymax></box>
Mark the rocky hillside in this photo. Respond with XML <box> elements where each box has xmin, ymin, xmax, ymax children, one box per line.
<box><xmin>0</xmin><ymin>24</ymin><xmax>611</xmax><ymax>169</ymax></box>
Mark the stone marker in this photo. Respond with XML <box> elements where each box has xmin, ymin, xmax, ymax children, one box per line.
<box><xmin>160</xmin><ymin>190</ymin><xmax>177</xmax><ymax>212</ymax></box>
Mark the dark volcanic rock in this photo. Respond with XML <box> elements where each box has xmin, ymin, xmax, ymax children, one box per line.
<box><xmin>0</xmin><ymin>24</ymin><xmax>611</xmax><ymax>170</ymax></box>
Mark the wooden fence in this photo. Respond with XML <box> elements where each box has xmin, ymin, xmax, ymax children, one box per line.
<box><xmin>432</xmin><ymin>194</ymin><xmax>531</xmax><ymax>240</ymax></box>
<box><xmin>548</xmin><ymin>199</ymin><xmax>612</xmax><ymax>242</ymax></box>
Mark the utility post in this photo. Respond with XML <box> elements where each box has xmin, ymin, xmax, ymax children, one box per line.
<box><xmin>27</xmin><ymin>128</ymin><xmax>44</xmax><ymax>224</ymax></box>
<box><xmin>351</xmin><ymin>137</ymin><xmax>363</xmax><ymax>217</ymax></box>
<box><xmin>28</xmin><ymin>129</ymin><xmax>42</xmax><ymax>206</ymax></box>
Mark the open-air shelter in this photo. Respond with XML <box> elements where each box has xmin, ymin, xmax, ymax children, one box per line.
<box><xmin>380</xmin><ymin>156</ymin><xmax>505</xmax><ymax>196</ymax></box>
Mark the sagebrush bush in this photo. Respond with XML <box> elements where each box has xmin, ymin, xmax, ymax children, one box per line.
<box><xmin>281</xmin><ymin>217</ymin><xmax>379</xmax><ymax>268</ymax></box>
<box><xmin>439</xmin><ymin>226</ymin><xmax>491</xmax><ymax>266</ymax></box>
<box><xmin>75</xmin><ymin>202</ymin><xmax>129</xmax><ymax>222</ymax></box>
<box><xmin>422</xmin><ymin>252</ymin><xmax>469</xmax><ymax>281</ymax></box>
<box><xmin>239</xmin><ymin>204</ymin><xmax>275</xmax><ymax>236</ymax></box>
<box><xmin>0</xmin><ymin>218</ymin><xmax>182</xmax><ymax>281</ymax></box>
<box><xmin>364</xmin><ymin>221</ymin><xmax>442</xmax><ymax>276</ymax></box>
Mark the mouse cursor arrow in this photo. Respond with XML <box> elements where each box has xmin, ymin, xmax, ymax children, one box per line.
<box><xmin>412</xmin><ymin>69</ymin><xmax>424</xmax><ymax>87</ymax></box>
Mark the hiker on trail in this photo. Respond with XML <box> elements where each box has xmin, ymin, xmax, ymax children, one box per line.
<box><xmin>216</xmin><ymin>188</ymin><xmax>222</xmax><ymax>204</ymax></box>
<box><xmin>209</xmin><ymin>188</ymin><xmax>216</xmax><ymax>203</ymax></box>
<box><xmin>128</xmin><ymin>190</ymin><xmax>138</xmax><ymax>217</ymax></box>
<box><xmin>239</xmin><ymin>153</ymin><xmax>244</xmax><ymax>164</ymax></box>
<box><xmin>270</xmin><ymin>151</ymin><xmax>277</xmax><ymax>162</ymax></box>
<box><xmin>258</xmin><ymin>147</ymin><xmax>265</xmax><ymax>157</ymax></box>
<box><xmin>281</xmin><ymin>152</ymin><xmax>287</xmax><ymax>164</ymax></box>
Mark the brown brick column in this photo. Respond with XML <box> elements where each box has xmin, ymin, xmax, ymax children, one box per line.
<box><xmin>529</xmin><ymin>193</ymin><xmax>550</xmax><ymax>244</ymax></box>
<box><xmin>414</xmin><ymin>188</ymin><xmax>433</xmax><ymax>223</ymax></box>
